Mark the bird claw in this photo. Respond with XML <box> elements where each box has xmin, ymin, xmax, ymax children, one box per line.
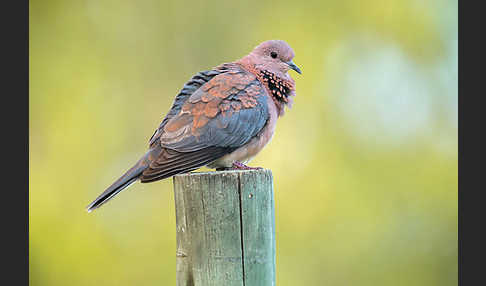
<box><xmin>215</xmin><ymin>161</ymin><xmax>262</xmax><ymax>171</ymax></box>
<box><xmin>231</xmin><ymin>161</ymin><xmax>263</xmax><ymax>170</ymax></box>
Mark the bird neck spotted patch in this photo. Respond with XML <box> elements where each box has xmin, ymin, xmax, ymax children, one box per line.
<box><xmin>259</xmin><ymin>70</ymin><xmax>293</xmax><ymax>104</ymax></box>
<box><xmin>235</xmin><ymin>60</ymin><xmax>296</xmax><ymax>116</ymax></box>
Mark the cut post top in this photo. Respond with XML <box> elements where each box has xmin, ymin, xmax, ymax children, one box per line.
<box><xmin>173</xmin><ymin>168</ymin><xmax>272</xmax><ymax>178</ymax></box>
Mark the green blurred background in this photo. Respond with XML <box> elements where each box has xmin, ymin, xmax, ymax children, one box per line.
<box><xmin>29</xmin><ymin>0</ymin><xmax>457</xmax><ymax>285</ymax></box>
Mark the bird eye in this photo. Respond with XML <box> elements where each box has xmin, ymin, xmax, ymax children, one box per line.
<box><xmin>270</xmin><ymin>52</ymin><xmax>278</xmax><ymax>59</ymax></box>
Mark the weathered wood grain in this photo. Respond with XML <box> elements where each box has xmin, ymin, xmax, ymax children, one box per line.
<box><xmin>173</xmin><ymin>169</ymin><xmax>275</xmax><ymax>286</ymax></box>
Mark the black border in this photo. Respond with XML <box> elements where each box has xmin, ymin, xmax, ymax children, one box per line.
<box><xmin>459</xmin><ymin>1</ymin><xmax>484</xmax><ymax>285</ymax></box>
<box><xmin>2</xmin><ymin>0</ymin><xmax>29</xmax><ymax>284</ymax></box>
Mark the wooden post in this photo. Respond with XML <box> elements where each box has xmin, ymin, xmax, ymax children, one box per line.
<box><xmin>173</xmin><ymin>169</ymin><xmax>275</xmax><ymax>286</ymax></box>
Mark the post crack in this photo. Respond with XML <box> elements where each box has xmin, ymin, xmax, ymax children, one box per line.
<box><xmin>237</xmin><ymin>173</ymin><xmax>246</xmax><ymax>286</ymax></box>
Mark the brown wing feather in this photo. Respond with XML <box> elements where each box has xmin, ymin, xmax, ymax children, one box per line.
<box><xmin>159</xmin><ymin>68</ymin><xmax>269</xmax><ymax>152</ymax></box>
<box><xmin>140</xmin><ymin>146</ymin><xmax>234</xmax><ymax>183</ymax></box>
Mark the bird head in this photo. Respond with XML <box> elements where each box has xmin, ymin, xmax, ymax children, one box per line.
<box><xmin>245</xmin><ymin>40</ymin><xmax>301</xmax><ymax>79</ymax></box>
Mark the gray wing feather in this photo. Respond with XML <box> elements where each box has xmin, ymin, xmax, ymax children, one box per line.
<box><xmin>149</xmin><ymin>68</ymin><xmax>231</xmax><ymax>147</ymax></box>
<box><xmin>160</xmin><ymin>84</ymin><xmax>269</xmax><ymax>152</ymax></box>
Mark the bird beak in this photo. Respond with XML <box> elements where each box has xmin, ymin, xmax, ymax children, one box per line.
<box><xmin>286</xmin><ymin>60</ymin><xmax>302</xmax><ymax>74</ymax></box>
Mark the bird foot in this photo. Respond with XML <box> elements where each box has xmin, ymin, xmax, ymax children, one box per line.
<box><xmin>231</xmin><ymin>161</ymin><xmax>263</xmax><ymax>170</ymax></box>
<box><xmin>215</xmin><ymin>161</ymin><xmax>263</xmax><ymax>171</ymax></box>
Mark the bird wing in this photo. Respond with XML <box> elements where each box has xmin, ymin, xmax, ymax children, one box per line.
<box><xmin>140</xmin><ymin>64</ymin><xmax>269</xmax><ymax>182</ymax></box>
<box><xmin>148</xmin><ymin>67</ymin><xmax>230</xmax><ymax>147</ymax></box>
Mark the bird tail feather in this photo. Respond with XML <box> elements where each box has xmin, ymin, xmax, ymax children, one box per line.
<box><xmin>86</xmin><ymin>149</ymin><xmax>157</xmax><ymax>213</ymax></box>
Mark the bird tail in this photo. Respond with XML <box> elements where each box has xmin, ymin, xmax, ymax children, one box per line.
<box><xmin>86</xmin><ymin>148</ymin><xmax>158</xmax><ymax>213</ymax></box>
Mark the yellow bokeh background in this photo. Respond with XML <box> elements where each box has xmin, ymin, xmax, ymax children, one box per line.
<box><xmin>30</xmin><ymin>0</ymin><xmax>457</xmax><ymax>285</ymax></box>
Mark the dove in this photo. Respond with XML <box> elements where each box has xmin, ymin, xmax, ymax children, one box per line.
<box><xmin>86</xmin><ymin>40</ymin><xmax>301</xmax><ymax>212</ymax></box>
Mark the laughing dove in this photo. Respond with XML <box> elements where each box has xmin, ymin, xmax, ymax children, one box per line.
<box><xmin>87</xmin><ymin>40</ymin><xmax>301</xmax><ymax>212</ymax></box>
